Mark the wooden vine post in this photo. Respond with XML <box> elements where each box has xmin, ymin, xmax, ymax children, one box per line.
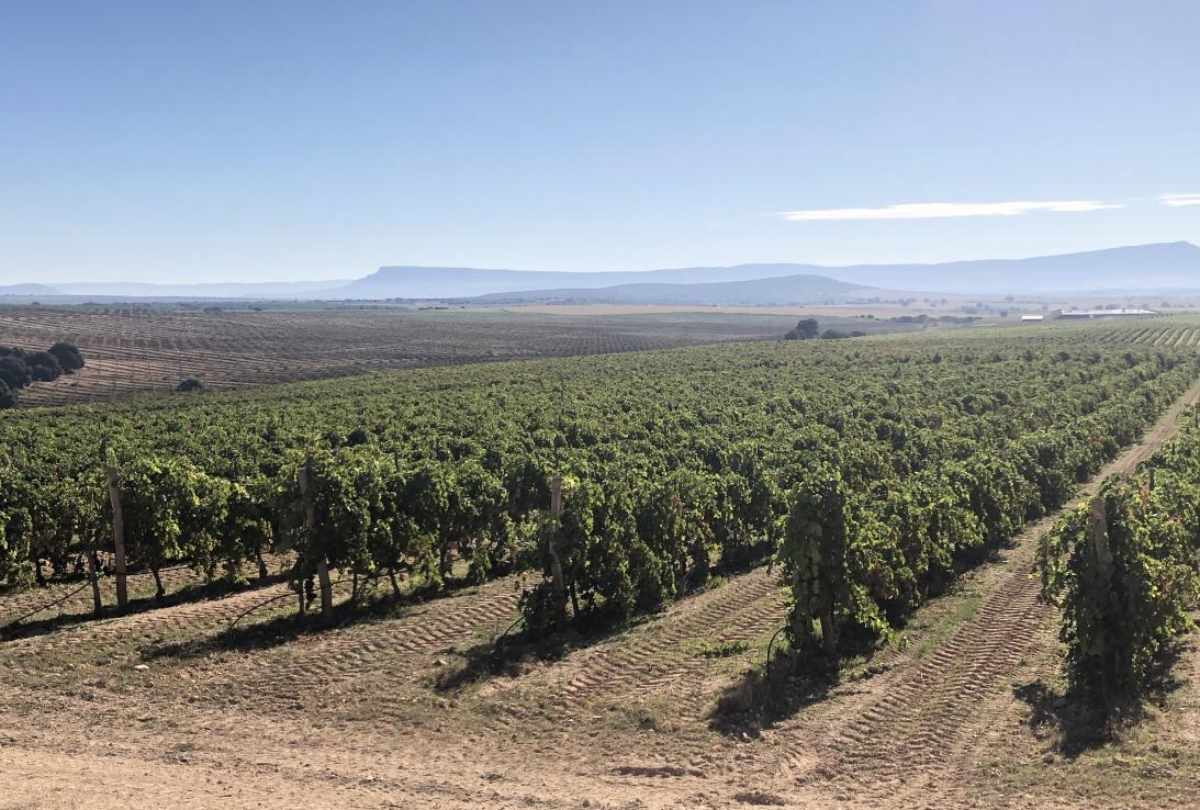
<box><xmin>86</xmin><ymin>531</ymin><xmax>103</xmax><ymax>617</ymax></box>
<box><xmin>547</xmin><ymin>475</ymin><xmax>566</xmax><ymax>608</ymax></box>
<box><xmin>298</xmin><ymin>458</ymin><xmax>333</xmax><ymax>622</ymax></box>
<box><xmin>1085</xmin><ymin>494</ymin><xmax>1114</xmax><ymax>599</ymax></box>
<box><xmin>1085</xmin><ymin>493</ymin><xmax>1116</xmax><ymax>711</ymax></box>
<box><xmin>105</xmin><ymin>461</ymin><xmax>128</xmax><ymax>609</ymax></box>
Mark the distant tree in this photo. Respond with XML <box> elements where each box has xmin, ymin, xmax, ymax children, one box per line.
<box><xmin>821</xmin><ymin>329</ymin><xmax>850</xmax><ymax>340</ymax></box>
<box><xmin>0</xmin><ymin>380</ymin><xmax>16</xmax><ymax>409</ymax></box>
<box><xmin>0</xmin><ymin>356</ymin><xmax>31</xmax><ymax>391</ymax></box>
<box><xmin>785</xmin><ymin>318</ymin><xmax>820</xmax><ymax>341</ymax></box>
<box><xmin>176</xmin><ymin>377</ymin><xmax>205</xmax><ymax>393</ymax></box>
<box><xmin>48</xmin><ymin>342</ymin><xmax>85</xmax><ymax>373</ymax></box>
<box><xmin>27</xmin><ymin>351</ymin><xmax>63</xmax><ymax>382</ymax></box>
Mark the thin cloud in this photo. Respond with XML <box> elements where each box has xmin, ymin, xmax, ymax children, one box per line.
<box><xmin>1161</xmin><ymin>194</ymin><xmax>1200</xmax><ymax>207</ymax></box>
<box><xmin>780</xmin><ymin>200</ymin><xmax>1122</xmax><ymax>221</ymax></box>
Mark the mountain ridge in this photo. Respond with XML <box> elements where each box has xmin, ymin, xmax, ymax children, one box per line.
<box><xmin>820</xmin><ymin>240</ymin><xmax>1200</xmax><ymax>293</ymax></box>
<box><xmin>6</xmin><ymin>241</ymin><xmax>1198</xmax><ymax>300</ymax></box>
<box><xmin>344</xmin><ymin>241</ymin><xmax>1200</xmax><ymax>299</ymax></box>
<box><xmin>471</xmin><ymin>273</ymin><xmax>871</xmax><ymax>306</ymax></box>
<box><xmin>0</xmin><ymin>283</ymin><xmax>63</xmax><ymax>296</ymax></box>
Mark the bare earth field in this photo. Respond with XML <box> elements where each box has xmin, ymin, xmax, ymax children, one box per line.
<box><xmin>1</xmin><ymin>380</ymin><xmax>1198</xmax><ymax>807</ymax></box>
<box><xmin>0</xmin><ymin>305</ymin><xmax>910</xmax><ymax>408</ymax></box>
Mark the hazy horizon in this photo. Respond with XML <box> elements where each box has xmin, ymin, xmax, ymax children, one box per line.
<box><xmin>8</xmin><ymin>238</ymin><xmax>1197</xmax><ymax>289</ymax></box>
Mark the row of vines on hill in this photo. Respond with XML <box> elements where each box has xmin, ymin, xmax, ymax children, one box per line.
<box><xmin>1039</xmin><ymin>410</ymin><xmax>1200</xmax><ymax>714</ymax></box>
<box><xmin>780</xmin><ymin>353</ymin><xmax>1194</xmax><ymax>656</ymax></box>
<box><xmin>0</xmin><ymin>328</ymin><xmax>1197</xmax><ymax>649</ymax></box>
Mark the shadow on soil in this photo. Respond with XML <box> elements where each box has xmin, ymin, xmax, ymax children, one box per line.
<box><xmin>0</xmin><ymin>572</ymin><xmax>289</xmax><ymax>643</ymax></box>
<box><xmin>704</xmin><ymin>533</ymin><xmax>1025</xmax><ymax>739</ymax></box>
<box><xmin>706</xmin><ymin>651</ymin><xmax>840</xmax><ymax>738</ymax></box>
<box><xmin>431</xmin><ymin>612</ymin><xmax>644</xmax><ymax>694</ymax></box>
<box><xmin>141</xmin><ymin>577</ymin><xmax>454</xmax><ymax>662</ymax></box>
<box><xmin>432</xmin><ymin>567</ymin><xmax>772</xmax><ymax>694</ymax></box>
<box><xmin>1012</xmin><ymin>641</ymin><xmax>1190</xmax><ymax>759</ymax></box>
<box><xmin>706</xmin><ymin>624</ymin><xmax>912</xmax><ymax>739</ymax></box>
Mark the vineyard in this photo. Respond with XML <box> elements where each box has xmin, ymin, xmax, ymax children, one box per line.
<box><xmin>1040</xmin><ymin>405</ymin><xmax>1200</xmax><ymax>714</ymax></box>
<box><xmin>1090</xmin><ymin>322</ymin><xmax>1200</xmax><ymax>347</ymax></box>
<box><xmin>2</xmin><ymin>319</ymin><xmax>1200</xmax><ymax>809</ymax></box>
<box><xmin>0</xmin><ymin>304</ymin><xmax>913</xmax><ymax>407</ymax></box>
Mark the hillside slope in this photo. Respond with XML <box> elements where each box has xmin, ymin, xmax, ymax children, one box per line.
<box><xmin>344</xmin><ymin>242</ymin><xmax>1200</xmax><ymax>300</ymax></box>
<box><xmin>821</xmin><ymin>241</ymin><xmax>1200</xmax><ymax>293</ymax></box>
<box><xmin>472</xmin><ymin>273</ymin><xmax>871</xmax><ymax>305</ymax></box>
<box><xmin>337</xmin><ymin>263</ymin><xmax>826</xmax><ymax>299</ymax></box>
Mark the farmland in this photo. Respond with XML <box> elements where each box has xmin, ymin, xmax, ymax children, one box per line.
<box><xmin>1</xmin><ymin>319</ymin><xmax>1199</xmax><ymax>808</ymax></box>
<box><xmin>0</xmin><ymin>304</ymin><xmax>919</xmax><ymax>407</ymax></box>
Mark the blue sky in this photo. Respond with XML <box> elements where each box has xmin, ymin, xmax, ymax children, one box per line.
<box><xmin>3</xmin><ymin>1</ymin><xmax>1199</xmax><ymax>283</ymax></box>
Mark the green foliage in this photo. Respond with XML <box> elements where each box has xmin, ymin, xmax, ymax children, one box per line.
<box><xmin>0</xmin><ymin>323</ymin><xmax>1197</xmax><ymax>658</ymax></box>
<box><xmin>1040</xmin><ymin>421</ymin><xmax>1200</xmax><ymax>711</ymax></box>
<box><xmin>785</xmin><ymin>318</ymin><xmax>819</xmax><ymax>340</ymax></box>
<box><xmin>27</xmin><ymin>351</ymin><xmax>63</xmax><ymax>382</ymax></box>
<box><xmin>48</xmin><ymin>342</ymin><xmax>85</xmax><ymax>373</ymax></box>
<box><xmin>0</xmin><ymin>356</ymin><xmax>31</xmax><ymax>392</ymax></box>
<box><xmin>0</xmin><ymin>343</ymin><xmax>87</xmax><ymax>408</ymax></box>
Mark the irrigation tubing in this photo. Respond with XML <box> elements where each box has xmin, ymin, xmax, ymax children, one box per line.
<box><xmin>0</xmin><ymin>580</ymin><xmax>94</xmax><ymax>635</ymax></box>
<box><xmin>492</xmin><ymin>614</ymin><xmax>526</xmax><ymax>650</ymax></box>
<box><xmin>764</xmin><ymin>624</ymin><xmax>788</xmax><ymax>687</ymax></box>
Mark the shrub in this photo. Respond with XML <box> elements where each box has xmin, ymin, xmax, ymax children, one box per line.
<box><xmin>0</xmin><ymin>356</ymin><xmax>31</xmax><ymax>391</ymax></box>
<box><xmin>48</xmin><ymin>342</ymin><xmax>85</xmax><ymax>372</ymax></box>
<box><xmin>784</xmin><ymin>319</ymin><xmax>819</xmax><ymax>340</ymax></box>
<box><xmin>27</xmin><ymin>351</ymin><xmax>62</xmax><ymax>382</ymax></box>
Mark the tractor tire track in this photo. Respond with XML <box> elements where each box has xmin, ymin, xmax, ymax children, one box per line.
<box><xmin>640</xmin><ymin>586</ymin><xmax>791</xmax><ymax>719</ymax></box>
<box><xmin>0</xmin><ymin>565</ymin><xmax>204</xmax><ymax>629</ymax></box>
<box><xmin>0</xmin><ymin>579</ymin><xmax>296</xmax><ymax>666</ymax></box>
<box><xmin>198</xmin><ymin>575</ymin><xmax>526</xmax><ymax>699</ymax></box>
<box><xmin>474</xmin><ymin>566</ymin><xmax>788</xmax><ymax>741</ymax></box>
<box><xmin>553</xmin><ymin>568</ymin><xmax>782</xmax><ymax>710</ymax></box>
<box><xmin>811</xmin><ymin>554</ymin><xmax>1048</xmax><ymax>798</ymax></box>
